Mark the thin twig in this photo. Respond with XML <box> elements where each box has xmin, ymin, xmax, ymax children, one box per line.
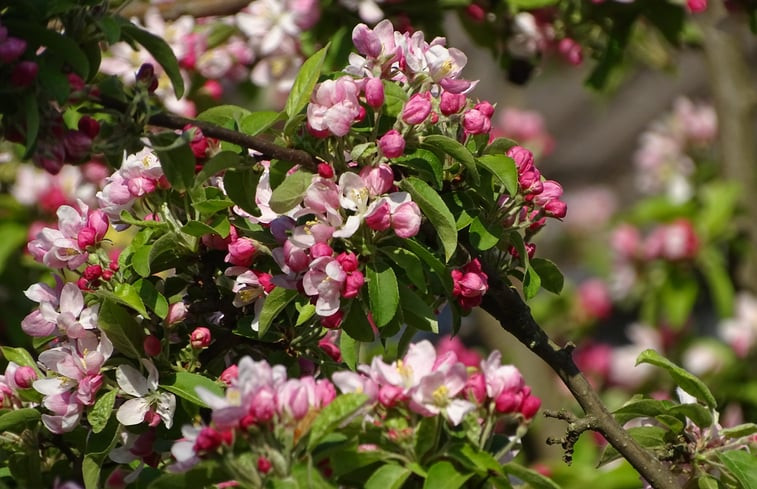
<box><xmin>118</xmin><ymin>0</ymin><xmax>252</xmax><ymax>20</ymax></box>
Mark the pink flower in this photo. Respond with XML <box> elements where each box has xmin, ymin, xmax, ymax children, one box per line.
<box><xmin>378</xmin><ymin>130</ymin><xmax>405</xmax><ymax>158</ymax></box>
<box><xmin>402</xmin><ymin>92</ymin><xmax>432</xmax><ymax>125</ymax></box>
<box><xmin>506</xmin><ymin>145</ymin><xmax>534</xmax><ymax>172</ymax></box>
<box><xmin>451</xmin><ymin>259</ymin><xmax>488</xmax><ymax>310</ymax></box>
<box><xmin>391</xmin><ymin>201</ymin><xmax>421</xmax><ymax>238</ymax></box>
<box><xmin>342</xmin><ymin>270</ymin><xmax>365</xmax><ymax>299</ymax></box>
<box><xmin>190</xmin><ymin>327</ymin><xmax>212</xmax><ymax>349</ymax></box>
<box><xmin>167</xmin><ymin>301</ymin><xmax>188</xmax><ymax>325</ymax></box>
<box><xmin>408</xmin><ymin>362</ymin><xmax>475</xmax><ymax>425</ymax></box>
<box><xmin>13</xmin><ymin>366</ymin><xmax>37</xmax><ymax>389</ymax></box>
<box><xmin>365</xmin><ymin>199</ymin><xmax>391</xmax><ymax>231</ymax></box>
<box><xmin>302</xmin><ymin>256</ymin><xmax>347</xmax><ymax>316</ymax></box>
<box><xmin>307</xmin><ymin>76</ymin><xmax>361</xmax><ymax>137</ymax></box>
<box><xmin>360</xmin><ymin>163</ymin><xmax>394</xmax><ymax>196</ymax></box>
<box><xmin>578</xmin><ymin>279</ymin><xmax>613</xmax><ymax>320</ymax></box>
<box><xmin>0</xmin><ymin>37</ymin><xmax>26</xmax><ymax>63</ymax></box>
<box><xmin>226</xmin><ymin>237</ymin><xmax>257</xmax><ymax>266</ymax></box>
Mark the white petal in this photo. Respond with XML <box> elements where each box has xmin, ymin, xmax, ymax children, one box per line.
<box><xmin>157</xmin><ymin>392</ymin><xmax>176</xmax><ymax>429</ymax></box>
<box><xmin>116</xmin><ymin>364</ymin><xmax>150</xmax><ymax>397</ymax></box>
<box><xmin>59</xmin><ymin>282</ymin><xmax>84</xmax><ymax>317</ymax></box>
<box><xmin>116</xmin><ymin>398</ymin><xmax>150</xmax><ymax>425</ymax></box>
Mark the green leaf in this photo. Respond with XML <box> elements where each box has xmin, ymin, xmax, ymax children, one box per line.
<box><xmin>502</xmin><ymin>462</ymin><xmax>561</xmax><ymax>489</ymax></box>
<box><xmin>469</xmin><ymin>216</ymin><xmax>501</xmax><ymax>251</ymax></box>
<box><xmin>285</xmin><ymin>44</ymin><xmax>329</xmax><ymax>120</ymax></box>
<box><xmin>240</xmin><ymin>111</ymin><xmax>282</xmax><ymax>136</ymax></box>
<box><xmin>399</xmin><ymin>177</ymin><xmax>458</xmax><ymax>262</ymax></box>
<box><xmin>414</xmin><ymin>417</ymin><xmax>438</xmax><ymax>459</ymax></box>
<box><xmin>307</xmin><ymin>393</ymin><xmax>368</xmax><ymax>450</ymax></box>
<box><xmin>194</xmin><ymin>151</ymin><xmax>242</xmax><ymax>186</ymax></box>
<box><xmin>585</xmin><ymin>14</ymin><xmax>635</xmax><ymax>91</ymax></box>
<box><xmin>718</xmin><ymin>450</ymin><xmax>757</xmax><ymax>489</ymax></box>
<box><xmin>342</xmin><ymin>300</ymin><xmax>376</xmax><ymax>342</ymax></box>
<box><xmin>477</xmin><ymin>154</ymin><xmax>517</xmax><ymax>195</ymax></box>
<box><xmin>134</xmin><ymin>279</ymin><xmax>169</xmax><ymax>319</ymax></box>
<box><xmin>612</xmin><ymin>398</ymin><xmax>673</xmax><ymax>424</ymax></box>
<box><xmin>422</xmin><ymin>461</ymin><xmax>472</xmax><ymax>489</ymax></box>
<box><xmin>636</xmin><ymin>349</ymin><xmax>717</xmax><ymax>408</ymax></box>
<box><xmin>448</xmin><ymin>444</ymin><xmax>504</xmax><ymax>476</ymax></box>
<box><xmin>661</xmin><ymin>272</ymin><xmax>698</xmax><ymax>328</ymax></box>
<box><xmin>224</xmin><ymin>168</ymin><xmax>260</xmax><ymax>216</ymax></box>
<box><xmin>510</xmin><ymin>0</ymin><xmax>558</xmax><ymax>7</ymax></box>
<box><xmin>530</xmin><ymin>258</ymin><xmax>564</xmax><ymax>294</ymax></box>
<box><xmin>380</xmin><ymin>246</ymin><xmax>427</xmax><ymax>294</ymax></box>
<box><xmin>382</xmin><ymin>80</ymin><xmax>408</xmax><ymax>117</ymax></box>
<box><xmin>365</xmin><ymin>465</ymin><xmax>411</xmax><ymax>489</ymax></box>
<box><xmin>181</xmin><ymin>220</ymin><xmax>221</xmax><ymax>237</ymax></box>
<box><xmin>120</xmin><ymin>21</ymin><xmax>184</xmax><ymax>98</ymax></box>
<box><xmin>109</xmin><ymin>283</ymin><xmax>149</xmax><ymax>317</ymax></box>
<box><xmin>196</xmin><ymin>105</ymin><xmax>251</xmax><ymax>128</ymax></box>
<box><xmin>0</xmin><ymin>347</ymin><xmax>40</xmax><ymax>374</ymax></box>
<box><xmin>367</xmin><ymin>260</ymin><xmax>399</xmax><ymax>328</ymax></box>
<box><xmin>399</xmin><ymin>285</ymin><xmax>438</xmax><ymax>333</ymax></box>
<box><xmin>484</xmin><ymin>137</ymin><xmax>519</xmax><ymax>155</ymax></box>
<box><xmin>697</xmin><ymin>475</ymin><xmax>719</xmax><ymax>489</ymax></box>
<box><xmin>0</xmin><ymin>221</ymin><xmax>26</xmax><ymax>276</ymax></box>
<box><xmin>87</xmin><ymin>389</ymin><xmax>117</xmax><ymax>434</ymax></box>
<box><xmin>257</xmin><ymin>287</ymin><xmax>298</xmax><ymax>336</ymax></box>
<box><xmin>160</xmin><ymin>372</ymin><xmax>224</xmax><ymax>408</ymax></box>
<box><xmin>269</xmin><ymin>169</ymin><xmax>313</xmax><ymax>213</ymax></box>
<box><xmin>404</xmin><ymin>239</ymin><xmax>453</xmax><ymax>295</ymax></box>
<box><xmin>698</xmin><ymin>247</ymin><xmax>735</xmax><ymax>318</ymax></box>
<box><xmin>523</xmin><ymin>264</ymin><xmax>541</xmax><ymax>300</ymax></box>
<box><xmin>668</xmin><ymin>403</ymin><xmax>713</xmax><ymax>429</ymax></box>
<box><xmin>149</xmin><ymin>232</ymin><xmax>191</xmax><ymax>274</ymax></box>
<box><xmin>97</xmin><ymin>299</ymin><xmax>145</xmax><ymax>359</ymax></box>
<box><xmin>422</xmin><ymin>134</ymin><xmax>479</xmax><ymax>185</ymax></box>
<box><xmin>295</xmin><ymin>302</ymin><xmax>316</xmax><ymax>326</ymax></box>
<box><xmin>21</xmin><ymin>95</ymin><xmax>39</xmax><ymax>156</ymax></box>
<box><xmin>394</xmin><ymin>149</ymin><xmax>443</xmax><ymax>190</ymax></box>
<box><xmin>340</xmin><ymin>332</ymin><xmax>359</xmax><ymax>369</ymax></box>
<box><xmin>721</xmin><ymin>423</ymin><xmax>757</xmax><ymax>439</ymax></box>
<box><xmin>148</xmin><ymin>460</ymin><xmax>228</xmax><ymax>489</ymax></box>
<box><xmin>0</xmin><ymin>408</ymin><xmax>40</xmax><ymax>433</ymax></box>
<box><xmin>154</xmin><ymin>137</ymin><xmax>196</xmax><ymax>193</ymax></box>
<box><xmin>600</xmin><ymin>426</ymin><xmax>668</xmax><ymax>466</ymax></box>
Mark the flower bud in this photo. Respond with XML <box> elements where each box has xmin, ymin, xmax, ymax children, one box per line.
<box><xmin>336</xmin><ymin>252</ymin><xmax>359</xmax><ymax>272</ymax></box>
<box><xmin>342</xmin><ymin>270</ymin><xmax>365</xmax><ymax>299</ymax></box>
<box><xmin>143</xmin><ymin>335</ymin><xmax>161</xmax><ymax>356</ymax></box>
<box><xmin>13</xmin><ymin>366</ymin><xmax>37</xmax><ymax>389</ymax></box>
<box><xmin>136</xmin><ymin>63</ymin><xmax>158</xmax><ymax>92</ymax></box>
<box><xmin>364</xmin><ymin>77</ymin><xmax>385</xmax><ymax>108</ymax></box>
<box><xmin>687</xmin><ymin>0</ymin><xmax>707</xmax><ymax>12</ymax></box>
<box><xmin>391</xmin><ymin>201</ymin><xmax>421</xmax><ymax>238</ymax></box>
<box><xmin>11</xmin><ymin>60</ymin><xmax>38</xmax><ymax>87</ymax></box>
<box><xmin>360</xmin><ymin>163</ymin><xmax>394</xmax><ymax>195</ymax></box>
<box><xmin>321</xmin><ymin>310</ymin><xmax>343</xmax><ymax>329</ymax></box>
<box><xmin>474</xmin><ymin>101</ymin><xmax>495</xmax><ymax>118</ymax></box>
<box><xmin>0</xmin><ymin>37</ymin><xmax>26</xmax><ymax>63</ymax></box>
<box><xmin>352</xmin><ymin>24</ymin><xmax>381</xmax><ymax>58</ymax></box>
<box><xmin>506</xmin><ymin>145</ymin><xmax>534</xmax><ymax>172</ymax></box>
<box><xmin>440</xmin><ymin>91</ymin><xmax>467</xmax><ymax>115</ymax></box>
<box><xmin>257</xmin><ymin>456</ymin><xmax>273</xmax><ymax>474</ymax></box>
<box><xmin>220</xmin><ymin>365</ymin><xmax>238</xmax><ymax>385</ymax></box>
<box><xmin>190</xmin><ymin>327</ymin><xmax>211</xmax><ymax>349</ymax></box>
<box><xmin>462</xmin><ymin>108</ymin><xmax>491</xmax><ymax>135</ymax></box>
<box><xmin>402</xmin><ymin>93</ymin><xmax>432</xmax><ymax>125</ymax></box>
<box><xmin>378</xmin><ymin>130</ymin><xmax>405</xmax><ymax>158</ymax></box>
<box><xmin>558</xmin><ymin>38</ymin><xmax>583</xmax><ymax>65</ymax></box>
<box><xmin>365</xmin><ymin>200</ymin><xmax>391</xmax><ymax>231</ymax></box>
<box><xmin>519</xmin><ymin>389</ymin><xmax>541</xmax><ymax>419</ymax></box>
<box><xmin>78</xmin><ymin>116</ymin><xmax>100</xmax><ymax>139</ymax></box>
<box><xmin>83</xmin><ymin>265</ymin><xmax>103</xmax><ymax>281</ymax></box>
<box><xmin>63</xmin><ymin>130</ymin><xmax>93</xmax><ymax>162</ymax></box>
<box><xmin>310</xmin><ymin>242</ymin><xmax>333</xmax><ymax>258</ymax></box>
<box><xmin>317</xmin><ymin>163</ymin><xmax>334</xmax><ymax>179</ymax></box>
<box><xmin>226</xmin><ymin>237</ymin><xmax>256</xmax><ymax>266</ymax></box>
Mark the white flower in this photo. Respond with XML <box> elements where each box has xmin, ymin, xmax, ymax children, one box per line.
<box><xmin>116</xmin><ymin>359</ymin><xmax>176</xmax><ymax>428</ymax></box>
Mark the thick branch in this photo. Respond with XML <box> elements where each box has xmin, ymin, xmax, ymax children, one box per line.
<box><xmin>119</xmin><ymin>0</ymin><xmax>252</xmax><ymax>20</ymax></box>
<box><xmin>98</xmin><ymin>96</ymin><xmax>319</xmax><ymax>171</ymax></box>
<box><xmin>480</xmin><ymin>275</ymin><xmax>678</xmax><ymax>489</ymax></box>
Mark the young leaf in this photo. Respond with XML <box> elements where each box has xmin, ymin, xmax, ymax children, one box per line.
<box><xmin>340</xmin><ymin>332</ymin><xmax>359</xmax><ymax>370</ymax></box>
<box><xmin>307</xmin><ymin>393</ymin><xmax>368</xmax><ymax>450</ymax></box>
<box><xmin>523</xmin><ymin>264</ymin><xmax>541</xmax><ymax>300</ymax></box>
<box><xmin>0</xmin><ymin>347</ymin><xmax>40</xmax><ymax>374</ymax></box>
<box><xmin>393</xmin><ymin>149</ymin><xmax>443</xmax><ymax>190</ymax></box>
<box><xmin>422</xmin><ymin>134</ymin><xmax>480</xmax><ymax>185</ymax></box>
<box><xmin>635</xmin><ymin>349</ymin><xmax>717</xmax><ymax>409</ymax></box>
<box><xmin>404</xmin><ymin>239</ymin><xmax>454</xmax><ymax>295</ymax></box>
<box><xmin>476</xmin><ymin>154</ymin><xmax>517</xmax><ymax>195</ymax></box>
<box><xmin>668</xmin><ymin>403</ymin><xmax>713</xmax><ymax>429</ymax></box>
<box><xmin>530</xmin><ymin>257</ymin><xmax>564</xmax><ymax>294</ymax></box>
<box><xmin>87</xmin><ymin>389</ymin><xmax>117</xmax><ymax>434</ymax></box>
<box><xmin>133</xmin><ymin>279</ymin><xmax>169</xmax><ymax>319</ymax></box>
<box><xmin>285</xmin><ymin>45</ymin><xmax>330</xmax><ymax>120</ymax></box>
<box><xmin>422</xmin><ymin>461</ymin><xmax>472</xmax><ymax>489</ymax></box>
<box><xmin>196</xmin><ymin>105</ymin><xmax>251</xmax><ymax>128</ymax></box>
<box><xmin>365</xmin><ymin>465</ymin><xmax>411</xmax><ymax>489</ymax></box>
<box><xmin>0</xmin><ymin>408</ymin><xmax>40</xmax><ymax>433</ymax></box>
<box><xmin>367</xmin><ymin>260</ymin><xmax>399</xmax><ymax>328</ymax></box>
<box><xmin>257</xmin><ymin>288</ymin><xmax>298</xmax><ymax>336</ymax></box>
<box><xmin>399</xmin><ymin>177</ymin><xmax>458</xmax><ymax>262</ymax></box>
<box><xmin>223</xmin><ymin>168</ymin><xmax>260</xmax><ymax>215</ymax></box>
<box><xmin>119</xmin><ymin>21</ymin><xmax>184</xmax><ymax>98</ymax></box>
<box><xmin>269</xmin><ymin>169</ymin><xmax>313</xmax><ymax>213</ymax></box>
<box><xmin>160</xmin><ymin>372</ymin><xmax>224</xmax><ymax>408</ymax></box>
<box><xmin>469</xmin><ymin>216</ymin><xmax>501</xmax><ymax>251</ymax></box>
<box><xmin>240</xmin><ymin>111</ymin><xmax>282</xmax><ymax>136</ymax></box>
<box><xmin>718</xmin><ymin>450</ymin><xmax>757</xmax><ymax>489</ymax></box>
<box><xmin>399</xmin><ymin>285</ymin><xmax>438</xmax><ymax>333</ymax></box>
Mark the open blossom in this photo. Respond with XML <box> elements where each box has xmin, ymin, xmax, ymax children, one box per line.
<box><xmin>22</xmin><ymin>281</ymin><xmax>99</xmax><ymax>338</ymax></box>
<box><xmin>28</xmin><ymin>201</ymin><xmax>95</xmax><ymax>270</ymax></box>
<box><xmin>302</xmin><ymin>256</ymin><xmax>348</xmax><ymax>316</ymax></box>
<box><xmin>97</xmin><ymin>148</ymin><xmax>165</xmax><ymax>224</ymax></box>
<box><xmin>116</xmin><ymin>359</ymin><xmax>176</xmax><ymax>429</ymax></box>
<box><xmin>307</xmin><ymin>76</ymin><xmax>361</xmax><ymax>137</ymax></box>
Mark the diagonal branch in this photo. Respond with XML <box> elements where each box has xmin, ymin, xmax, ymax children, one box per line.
<box><xmin>480</xmin><ymin>274</ymin><xmax>678</xmax><ymax>489</ymax></box>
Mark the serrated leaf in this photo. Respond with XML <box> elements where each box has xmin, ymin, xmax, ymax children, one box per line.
<box><xmin>367</xmin><ymin>260</ymin><xmax>399</xmax><ymax>328</ymax></box>
<box><xmin>477</xmin><ymin>154</ymin><xmax>517</xmax><ymax>195</ymax></box>
<box><xmin>285</xmin><ymin>45</ymin><xmax>329</xmax><ymax>120</ymax></box>
<box><xmin>257</xmin><ymin>287</ymin><xmax>298</xmax><ymax>337</ymax></box>
<box><xmin>120</xmin><ymin>21</ymin><xmax>184</xmax><ymax>98</ymax></box>
<box><xmin>530</xmin><ymin>258</ymin><xmax>564</xmax><ymax>294</ymax></box>
<box><xmin>423</xmin><ymin>134</ymin><xmax>479</xmax><ymax>185</ymax></box>
<box><xmin>307</xmin><ymin>393</ymin><xmax>368</xmax><ymax>450</ymax></box>
<box><xmin>636</xmin><ymin>349</ymin><xmax>717</xmax><ymax>409</ymax></box>
<box><xmin>422</xmin><ymin>461</ymin><xmax>472</xmax><ymax>489</ymax></box>
<box><xmin>365</xmin><ymin>464</ymin><xmax>411</xmax><ymax>489</ymax></box>
<box><xmin>160</xmin><ymin>372</ymin><xmax>224</xmax><ymax>408</ymax></box>
<box><xmin>97</xmin><ymin>299</ymin><xmax>145</xmax><ymax>359</ymax></box>
<box><xmin>87</xmin><ymin>389</ymin><xmax>117</xmax><ymax>433</ymax></box>
<box><xmin>399</xmin><ymin>177</ymin><xmax>458</xmax><ymax>262</ymax></box>
<box><xmin>269</xmin><ymin>169</ymin><xmax>313</xmax><ymax>213</ymax></box>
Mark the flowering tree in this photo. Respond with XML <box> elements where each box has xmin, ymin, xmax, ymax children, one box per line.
<box><xmin>0</xmin><ymin>1</ymin><xmax>756</xmax><ymax>489</ymax></box>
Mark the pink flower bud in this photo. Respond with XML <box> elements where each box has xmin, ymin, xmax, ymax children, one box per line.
<box><xmin>143</xmin><ymin>335</ymin><xmax>161</xmax><ymax>356</ymax></box>
<box><xmin>318</xmin><ymin>337</ymin><xmax>342</xmax><ymax>362</ymax></box>
<box><xmin>578</xmin><ymin>279</ymin><xmax>612</xmax><ymax>320</ymax></box>
<box><xmin>310</xmin><ymin>242</ymin><xmax>333</xmax><ymax>258</ymax></box>
<box><xmin>558</xmin><ymin>38</ymin><xmax>583</xmax><ymax>65</ymax></box>
<box><xmin>533</xmin><ymin>180</ymin><xmax>563</xmax><ymax>206</ymax></box>
<box><xmin>190</xmin><ymin>327</ymin><xmax>211</xmax><ymax>349</ymax></box>
<box><xmin>391</xmin><ymin>201</ymin><xmax>421</xmax><ymax>238</ymax></box>
<box><xmin>102</xmin><ymin>269</ymin><xmax>114</xmax><ymax>281</ymax></box>
<box><xmin>360</xmin><ymin>163</ymin><xmax>394</xmax><ymax>195</ymax></box>
<box><xmin>465</xmin><ymin>4</ymin><xmax>486</xmax><ymax>21</ymax></box>
<box><xmin>257</xmin><ymin>271</ymin><xmax>275</xmax><ymax>293</ymax></box>
<box><xmin>611</xmin><ymin>224</ymin><xmax>641</xmax><ymax>260</ymax></box>
<box><xmin>87</xmin><ymin>210</ymin><xmax>110</xmax><ymax>241</ymax></box>
<box><xmin>316</xmin><ymin>379</ymin><xmax>336</xmax><ymax>406</ymax></box>
<box><xmin>77</xmin><ymin>277</ymin><xmax>90</xmax><ymax>291</ymax></box>
<box><xmin>105</xmin><ymin>468</ymin><xmax>127</xmax><ymax>489</ymax></box>
<box><xmin>201</xmin><ymin>80</ymin><xmax>223</xmax><ymax>100</ymax></box>
<box><xmin>11</xmin><ymin>60</ymin><xmax>38</xmax><ymax>87</ymax></box>
<box><xmin>439</xmin><ymin>91</ymin><xmax>467</xmax><ymax>115</ymax></box>
<box><xmin>465</xmin><ymin>372</ymin><xmax>486</xmax><ymax>403</ymax></box>
<box><xmin>219</xmin><ymin>364</ymin><xmax>239</xmax><ymax>385</ymax></box>
<box><xmin>127</xmin><ymin>177</ymin><xmax>156</xmax><ymax>197</ymax></box>
<box><xmin>544</xmin><ymin>199</ymin><xmax>567</xmax><ymax>218</ymax></box>
<box><xmin>194</xmin><ymin>427</ymin><xmax>224</xmax><ymax>453</ymax></box>
<box><xmin>402</xmin><ymin>92</ymin><xmax>432</xmax><ymax>125</ymax></box>
<box><xmin>68</xmin><ymin>73</ymin><xmax>86</xmax><ymax>93</ymax></box>
<box><xmin>687</xmin><ymin>0</ymin><xmax>707</xmax><ymax>12</ymax></box>
<box><xmin>378</xmin><ymin>384</ymin><xmax>404</xmax><ymax>407</ymax></box>
<box><xmin>13</xmin><ymin>366</ymin><xmax>37</xmax><ymax>389</ymax></box>
<box><xmin>83</xmin><ymin>265</ymin><xmax>103</xmax><ymax>281</ymax></box>
<box><xmin>364</xmin><ymin>77</ymin><xmax>385</xmax><ymax>108</ymax></box>
<box><xmin>136</xmin><ymin>63</ymin><xmax>158</xmax><ymax>92</ymax></box>
<box><xmin>518</xmin><ymin>167</ymin><xmax>543</xmax><ymax>194</ymax></box>
<box><xmin>317</xmin><ymin>163</ymin><xmax>335</xmax><ymax>179</ymax></box>
<box><xmin>63</xmin><ymin>130</ymin><xmax>93</xmax><ymax>162</ymax></box>
<box><xmin>183</xmin><ymin>124</ymin><xmax>209</xmax><ymax>159</ymax></box>
<box><xmin>257</xmin><ymin>456</ymin><xmax>273</xmax><ymax>474</ymax></box>
<box><xmin>336</xmin><ymin>252</ymin><xmax>359</xmax><ymax>272</ymax></box>
<box><xmin>494</xmin><ymin>389</ymin><xmax>523</xmax><ymax>413</ymax></box>
<box><xmin>365</xmin><ymin>200</ymin><xmax>392</xmax><ymax>231</ymax></box>
<box><xmin>77</xmin><ymin>227</ymin><xmax>96</xmax><ymax>250</ymax></box>
<box><xmin>342</xmin><ymin>270</ymin><xmax>365</xmax><ymax>298</ymax></box>
<box><xmin>167</xmin><ymin>302</ymin><xmax>188</xmax><ymax>325</ymax></box>
<box><xmin>283</xmin><ymin>240</ymin><xmax>310</xmax><ymax>273</ymax></box>
<box><xmin>321</xmin><ymin>310</ymin><xmax>344</xmax><ymax>329</ymax></box>
<box><xmin>0</xmin><ymin>37</ymin><xmax>26</xmax><ymax>63</ymax></box>
<box><xmin>226</xmin><ymin>237</ymin><xmax>256</xmax><ymax>266</ymax></box>
<box><xmin>378</xmin><ymin>130</ymin><xmax>405</xmax><ymax>158</ymax></box>
<box><xmin>462</xmin><ymin>109</ymin><xmax>491</xmax><ymax>135</ymax></box>
<box><xmin>519</xmin><ymin>389</ymin><xmax>541</xmax><ymax>419</ymax></box>
<box><xmin>352</xmin><ymin>24</ymin><xmax>381</xmax><ymax>58</ymax></box>
<box><xmin>506</xmin><ymin>145</ymin><xmax>534</xmax><ymax>172</ymax></box>
<box><xmin>78</xmin><ymin>116</ymin><xmax>100</xmax><ymax>139</ymax></box>
<box><xmin>474</xmin><ymin>101</ymin><xmax>495</xmax><ymax>118</ymax></box>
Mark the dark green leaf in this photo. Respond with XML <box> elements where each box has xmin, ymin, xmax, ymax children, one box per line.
<box><xmin>0</xmin><ymin>347</ymin><xmax>40</xmax><ymax>374</ymax></box>
<box><xmin>698</xmin><ymin>247</ymin><xmax>734</xmax><ymax>318</ymax></box>
<box><xmin>269</xmin><ymin>169</ymin><xmax>313</xmax><ymax>214</ymax></box>
<box><xmin>340</xmin><ymin>331</ymin><xmax>359</xmax><ymax>369</ymax></box>
<box><xmin>87</xmin><ymin>389</ymin><xmax>117</xmax><ymax>433</ymax></box>
<box><xmin>134</xmin><ymin>279</ymin><xmax>169</xmax><ymax>319</ymax></box>
<box><xmin>422</xmin><ymin>461</ymin><xmax>472</xmax><ymax>489</ymax></box>
<box><xmin>636</xmin><ymin>349</ymin><xmax>717</xmax><ymax>408</ymax></box>
<box><xmin>718</xmin><ymin>450</ymin><xmax>757</xmax><ymax>489</ymax></box>
<box><xmin>393</xmin><ymin>149</ymin><xmax>443</xmax><ymax>190</ymax></box>
<box><xmin>154</xmin><ymin>137</ymin><xmax>196</xmax><ymax>193</ymax></box>
<box><xmin>342</xmin><ymin>300</ymin><xmax>376</xmax><ymax>342</ymax></box>
<box><xmin>285</xmin><ymin>44</ymin><xmax>329</xmax><ymax>120</ymax></box>
<box><xmin>483</xmin><ymin>137</ymin><xmax>519</xmax><ymax>155</ymax></box>
<box><xmin>120</xmin><ymin>21</ymin><xmax>184</xmax><ymax>97</ymax></box>
<box><xmin>224</xmin><ymin>168</ymin><xmax>260</xmax><ymax>215</ymax></box>
<box><xmin>668</xmin><ymin>403</ymin><xmax>713</xmax><ymax>429</ymax></box>
<box><xmin>365</xmin><ymin>465</ymin><xmax>411</xmax><ymax>489</ymax></box>
<box><xmin>147</xmin><ymin>460</ymin><xmax>228</xmax><ymax>489</ymax></box>
<box><xmin>240</xmin><ymin>111</ymin><xmax>282</xmax><ymax>136</ymax></box>
<box><xmin>469</xmin><ymin>216</ymin><xmax>501</xmax><ymax>251</ymax></box>
<box><xmin>21</xmin><ymin>95</ymin><xmax>39</xmax><ymax>156</ymax></box>
<box><xmin>502</xmin><ymin>462</ymin><xmax>561</xmax><ymax>489</ymax></box>
<box><xmin>367</xmin><ymin>259</ymin><xmax>399</xmax><ymax>328</ymax></box>
<box><xmin>0</xmin><ymin>408</ymin><xmax>40</xmax><ymax>433</ymax></box>
<box><xmin>380</xmin><ymin>246</ymin><xmax>427</xmax><ymax>294</ymax></box>
<box><xmin>422</xmin><ymin>134</ymin><xmax>479</xmax><ymax>185</ymax></box>
<box><xmin>0</xmin><ymin>222</ymin><xmax>26</xmax><ymax>275</ymax></box>
<box><xmin>97</xmin><ymin>299</ymin><xmax>145</xmax><ymax>359</ymax></box>
<box><xmin>399</xmin><ymin>285</ymin><xmax>438</xmax><ymax>333</ymax></box>
<box><xmin>448</xmin><ymin>444</ymin><xmax>504</xmax><ymax>476</ymax></box>
<box><xmin>149</xmin><ymin>232</ymin><xmax>191</xmax><ymax>274</ymax></box>
<box><xmin>477</xmin><ymin>154</ymin><xmax>517</xmax><ymax>195</ymax></box>
<box><xmin>722</xmin><ymin>423</ymin><xmax>757</xmax><ymax>439</ymax></box>
<box><xmin>399</xmin><ymin>177</ymin><xmax>458</xmax><ymax>262</ymax></box>
<box><xmin>404</xmin><ymin>239</ymin><xmax>453</xmax><ymax>295</ymax></box>
<box><xmin>196</xmin><ymin>105</ymin><xmax>251</xmax><ymax>128</ymax></box>
<box><xmin>307</xmin><ymin>393</ymin><xmax>368</xmax><ymax>450</ymax></box>
<box><xmin>160</xmin><ymin>372</ymin><xmax>224</xmax><ymax>408</ymax></box>
<box><xmin>194</xmin><ymin>151</ymin><xmax>242</xmax><ymax>186</ymax></box>
<box><xmin>4</xmin><ymin>20</ymin><xmax>89</xmax><ymax>78</ymax></box>
<box><xmin>257</xmin><ymin>287</ymin><xmax>298</xmax><ymax>336</ymax></box>
<box><xmin>523</xmin><ymin>265</ymin><xmax>541</xmax><ymax>300</ymax></box>
<box><xmin>612</xmin><ymin>398</ymin><xmax>674</xmax><ymax>424</ymax></box>
<box><xmin>530</xmin><ymin>258</ymin><xmax>564</xmax><ymax>294</ymax></box>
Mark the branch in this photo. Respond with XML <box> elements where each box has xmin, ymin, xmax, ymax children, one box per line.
<box><xmin>118</xmin><ymin>0</ymin><xmax>252</xmax><ymax>20</ymax></box>
<box><xmin>480</xmin><ymin>275</ymin><xmax>678</xmax><ymax>489</ymax></box>
<box><xmin>98</xmin><ymin>96</ymin><xmax>319</xmax><ymax>171</ymax></box>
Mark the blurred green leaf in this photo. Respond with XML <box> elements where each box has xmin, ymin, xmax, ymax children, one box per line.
<box><xmin>636</xmin><ymin>349</ymin><xmax>717</xmax><ymax>408</ymax></box>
